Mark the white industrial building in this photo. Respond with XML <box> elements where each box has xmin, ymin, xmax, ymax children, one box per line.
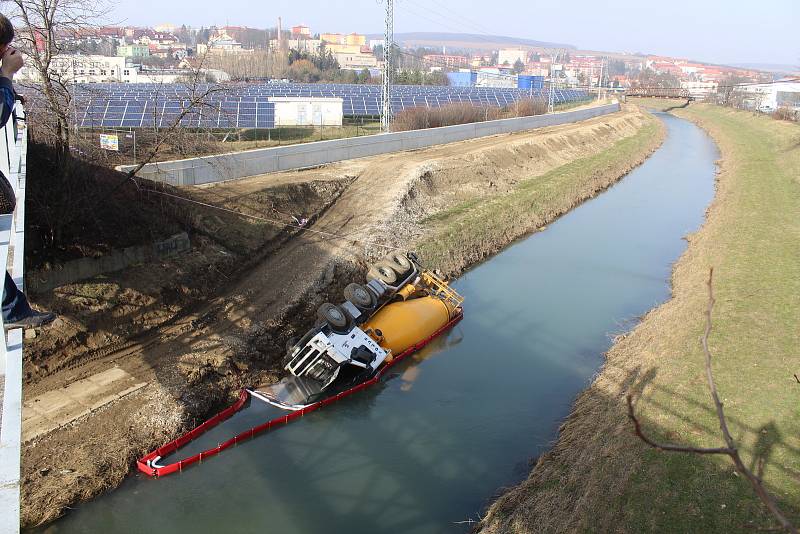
<box><xmin>680</xmin><ymin>80</ymin><xmax>718</xmax><ymax>98</ymax></box>
<box><xmin>18</xmin><ymin>54</ymin><xmax>229</xmax><ymax>84</ymax></box>
<box><xmin>269</xmin><ymin>38</ymin><xmax>323</xmax><ymax>55</ymax></box>
<box><xmin>733</xmin><ymin>79</ymin><xmax>800</xmax><ymax>112</ymax></box>
<box><xmin>498</xmin><ymin>48</ymin><xmax>527</xmax><ymax>67</ymax></box>
<box><xmin>475</xmin><ymin>67</ymin><xmax>516</xmax><ymax>88</ymax></box>
<box><xmin>19</xmin><ymin>54</ymin><xmax>130</xmax><ymax>83</ymax></box>
<box><xmin>269</xmin><ymin>97</ymin><xmax>343</xmax><ymax>126</ymax></box>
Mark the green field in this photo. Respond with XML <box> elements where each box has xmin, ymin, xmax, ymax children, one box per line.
<box><xmin>479</xmin><ymin>104</ymin><xmax>800</xmax><ymax>532</ymax></box>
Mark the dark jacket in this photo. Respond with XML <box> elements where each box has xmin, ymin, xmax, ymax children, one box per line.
<box><xmin>0</xmin><ymin>76</ymin><xmax>15</xmax><ymax>129</ymax></box>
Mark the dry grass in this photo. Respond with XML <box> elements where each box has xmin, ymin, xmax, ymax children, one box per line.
<box><xmin>392</xmin><ymin>99</ymin><xmax>548</xmax><ymax>132</ymax></box>
<box><xmin>392</xmin><ymin>103</ymin><xmax>502</xmax><ymax>131</ymax></box>
<box><xmin>478</xmin><ymin>104</ymin><xmax>800</xmax><ymax>533</ymax></box>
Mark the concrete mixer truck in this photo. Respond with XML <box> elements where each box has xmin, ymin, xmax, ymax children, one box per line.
<box><xmin>253</xmin><ymin>251</ymin><xmax>464</xmax><ymax>409</ymax></box>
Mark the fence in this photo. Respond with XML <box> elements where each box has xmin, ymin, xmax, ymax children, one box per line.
<box><xmin>118</xmin><ymin>103</ymin><xmax>621</xmax><ymax>186</ymax></box>
<box><xmin>0</xmin><ymin>102</ymin><xmax>27</xmax><ymax>534</ymax></box>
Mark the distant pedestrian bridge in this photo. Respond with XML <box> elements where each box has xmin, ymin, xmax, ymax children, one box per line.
<box><xmin>626</xmin><ymin>87</ymin><xmax>693</xmax><ymax>99</ymax></box>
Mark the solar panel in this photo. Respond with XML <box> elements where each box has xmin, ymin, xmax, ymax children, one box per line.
<box><xmin>73</xmin><ymin>82</ymin><xmax>589</xmax><ymax>128</ymax></box>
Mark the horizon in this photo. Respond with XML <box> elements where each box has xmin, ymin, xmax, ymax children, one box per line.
<box><xmin>107</xmin><ymin>0</ymin><xmax>798</xmax><ymax>67</ymax></box>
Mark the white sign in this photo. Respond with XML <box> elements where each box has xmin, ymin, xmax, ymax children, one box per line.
<box><xmin>99</xmin><ymin>134</ymin><xmax>119</xmax><ymax>151</ymax></box>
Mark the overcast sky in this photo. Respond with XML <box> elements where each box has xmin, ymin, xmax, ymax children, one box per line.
<box><xmin>110</xmin><ymin>0</ymin><xmax>798</xmax><ymax>66</ymax></box>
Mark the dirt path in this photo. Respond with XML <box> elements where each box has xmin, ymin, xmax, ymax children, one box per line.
<box><xmin>21</xmin><ymin>104</ymin><xmax>658</xmax><ymax>527</ymax></box>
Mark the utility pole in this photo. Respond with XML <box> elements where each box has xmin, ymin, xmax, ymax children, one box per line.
<box><xmin>72</xmin><ymin>58</ymin><xmax>78</xmax><ymax>137</ymax></box>
<box><xmin>381</xmin><ymin>0</ymin><xmax>394</xmax><ymax>132</ymax></box>
<box><xmin>547</xmin><ymin>53</ymin><xmax>556</xmax><ymax>114</ymax></box>
<box><xmin>596</xmin><ymin>56</ymin><xmax>604</xmax><ymax>101</ymax></box>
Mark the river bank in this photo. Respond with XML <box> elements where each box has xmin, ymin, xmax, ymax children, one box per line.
<box><xmin>21</xmin><ymin>104</ymin><xmax>663</xmax><ymax>527</ymax></box>
<box><xmin>478</xmin><ymin>104</ymin><xmax>800</xmax><ymax>532</ymax></box>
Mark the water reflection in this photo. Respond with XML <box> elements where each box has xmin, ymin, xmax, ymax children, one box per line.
<box><xmin>400</xmin><ymin>326</ymin><xmax>465</xmax><ymax>391</ymax></box>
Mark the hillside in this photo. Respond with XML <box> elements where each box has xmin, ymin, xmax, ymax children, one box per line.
<box><xmin>369</xmin><ymin>31</ymin><xmax>575</xmax><ymax>51</ymax></box>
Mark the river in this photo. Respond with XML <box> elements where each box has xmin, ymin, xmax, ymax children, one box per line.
<box><xmin>39</xmin><ymin>112</ymin><xmax>718</xmax><ymax>534</ymax></box>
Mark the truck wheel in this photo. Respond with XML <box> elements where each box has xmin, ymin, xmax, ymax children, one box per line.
<box><xmin>344</xmin><ymin>283</ymin><xmax>376</xmax><ymax>310</ymax></box>
<box><xmin>367</xmin><ymin>262</ymin><xmax>399</xmax><ymax>286</ymax></box>
<box><xmin>317</xmin><ymin>303</ymin><xmax>350</xmax><ymax>332</ymax></box>
<box><xmin>384</xmin><ymin>251</ymin><xmax>412</xmax><ymax>273</ymax></box>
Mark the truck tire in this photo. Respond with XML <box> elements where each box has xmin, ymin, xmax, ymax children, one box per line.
<box><xmin>317</xmin><ymin>303</ymin><xmax>350</xmax><ymax>333</ymax></box>
<box><xmin>367</xmin><ymin>261</ymin><xmax>399</xmax><ymax>286</ymax></box>
<box><xmin>384</xmin><ymin>251</ymin><xmax>413</xmax><ymax>273</ymax></box>
<box><xmin>344</xmin><ymin>283</ymin><xmax>376</xmax><ymax>311</ymax></box>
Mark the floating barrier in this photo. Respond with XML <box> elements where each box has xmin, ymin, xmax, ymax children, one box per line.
<box><xmin>137</xmin><ymin>311</ymin><xmax>463</xmax><ymax>478</ymax></box>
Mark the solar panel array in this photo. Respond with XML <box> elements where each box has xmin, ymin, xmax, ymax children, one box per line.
<box><xmin>74</xmin><ymin>82</ymin><xmax>590</xmax><ymax>129</ymax></box>
<box><xmin>79</xmin><ymin>99</ymin><xmax>276</xmax><ymax>129</ymax></box>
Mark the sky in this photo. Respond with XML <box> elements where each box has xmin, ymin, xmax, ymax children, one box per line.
<box><xmin>110</xmin><ymin>0</ymin><xmax>799</xmax><ymax>66</ymax></box>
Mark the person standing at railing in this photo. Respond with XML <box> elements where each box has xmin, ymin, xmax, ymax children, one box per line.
<box><xmin>0</xmin><ymin>14</ymin><xmax>56</xmax><ymax>330</ymax></box>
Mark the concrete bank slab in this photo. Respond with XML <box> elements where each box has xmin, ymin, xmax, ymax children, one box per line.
<box><xmin>118</xmin><ymin>103</ymin><xmax>621</xmax><ymax>186</ymax></box>
<box><xmin>22</xmin><ymin>367</ymin><xmax>147</xmax><ymax>442</ymax></box>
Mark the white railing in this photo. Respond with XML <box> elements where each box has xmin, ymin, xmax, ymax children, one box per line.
<box><xmin>0</xmin><ymin>102</ymin><xmax>27</xmax><ymax>534</ymax></box>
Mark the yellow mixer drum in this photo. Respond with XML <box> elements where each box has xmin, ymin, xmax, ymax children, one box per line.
<box><xmin>364</xmin><ymin>296</ymin><xmax>453</xmax><ymax>355</ymax></box>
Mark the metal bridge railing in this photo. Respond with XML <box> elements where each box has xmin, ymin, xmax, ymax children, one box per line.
<box><xmin>0</xmin><ymin>102</ymin><xmax>27</xmax><ymax>534</ymax></box>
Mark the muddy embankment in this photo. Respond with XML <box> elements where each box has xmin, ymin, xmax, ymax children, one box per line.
<box><xmin>21</xmin><ymin>104</ymin><xmax>664</xmax><ymax>527</ymax></box>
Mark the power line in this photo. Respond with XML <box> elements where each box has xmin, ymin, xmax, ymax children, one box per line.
<box><xmin>395</xmin><ymin>49</ymin><xmax>519</xmax><ymax>82</ymax></box>
<box><xmin>142</xmin><ymin>186</ymin><xmax>405</xmax><ymax>251</ymax></box>
<box><xmin>399</xmin><ymin>0</ymin><xmax>504</xmax><ymax>50</ymax></box>
<box><xmin>402</xmin><ymin>0</ymin><xmax>504</xmax><ymax>42</ymax></box>
<box><xmin>394</xmin><ymin>50</ymin><xmax>795</xmax><ymax>93</ymax></box>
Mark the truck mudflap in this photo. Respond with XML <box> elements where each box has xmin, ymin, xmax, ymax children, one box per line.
<box><xmin>136</xmin><ymin>310</ymin><xmax>463</xmax><ymax>478</ymax></box>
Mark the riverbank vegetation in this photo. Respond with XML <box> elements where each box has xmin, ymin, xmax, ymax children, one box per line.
<box><xmin>478</xmin><ymin>104</ymin><xmax>800</xmax><ymax>532</ymax></box>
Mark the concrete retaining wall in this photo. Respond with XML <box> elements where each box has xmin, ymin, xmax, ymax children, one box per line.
<box><xmin>118</xmin><ymin>103</ymin><xmax>621</xmax><ymax>186</ymax></box>
<box><xmin>28</xmin><ymin>233</ymin><xmax>191</xmax><ymax>293</ymax></box>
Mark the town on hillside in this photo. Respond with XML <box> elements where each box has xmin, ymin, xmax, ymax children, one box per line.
<box><xmin>15</xmin><ymin>19</ymin><xmax>798</xmax><ymax>111</ymax></box>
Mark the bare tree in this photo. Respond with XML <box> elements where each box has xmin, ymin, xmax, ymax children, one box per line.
<box><xmin>25</xmin><ymin>53</ymin><xmax>232</xmax><ymax>249</ymax></box>
<box><xmin>8</xmin><ymin>0</ymin><xmax>110</xmax><ymax>151</ymax></box>
<box><xmin>204</xmin><ymin>50</ymin><xmax>289</xmax><ymax>81</ymax></box>
<box><xmin>91</xmin><ymin>55</ymin><xmax>232</xmax><ymax>203</ymax></box>
<box><xmin>627</xmin><ymin>268</ymin><xmax>797</xmax><ymax>533</ymax></box>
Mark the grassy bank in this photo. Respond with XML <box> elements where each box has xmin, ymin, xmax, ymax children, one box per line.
<box><xmin>478</xmin><ymin>104</ymin><xmax>800</xmax><ymax>532</ymax></box>
<box><xmin>415</xmin><ymin>112</ymin><xmax>664</xmax><ymax>275</ymax></box>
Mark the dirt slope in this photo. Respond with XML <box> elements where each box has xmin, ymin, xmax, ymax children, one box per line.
<box><xmin>21</xmin><ymin>104</ymin><xmax>657</xmax><ymax>527</ymax></box>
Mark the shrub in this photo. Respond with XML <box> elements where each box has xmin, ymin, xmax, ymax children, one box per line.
<box><xmin>508</xmin><ymin>98</ymin><xmax>548</xmax><ymax>117</ymax></box>
<box><xmin>391</xmin><ymin>99</ymin><xmax>547</xmax><ymax>132</ymax></box>
<box><xmin>772</xmin><ymin>106</ymin><xmax>799</xmax><ymax>122</ymax></box>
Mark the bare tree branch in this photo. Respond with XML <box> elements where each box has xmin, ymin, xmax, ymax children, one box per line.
<box><xmin>626</xmin><ymin>396</ymin><xmax>734</xmax><ymax>454</ymax></box>
<box><xmin>10</xmin><ymin>0</ymin><xmax>111</xmax><ymax>150</ymax></box>
<box><xmin>628</xmin><ymin>268</ymin><xmax>797</xmax><ymax>533</ymax></box>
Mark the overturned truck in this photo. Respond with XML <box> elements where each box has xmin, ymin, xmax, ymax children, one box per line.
<box><xmin>138</xmin><ymin>252</ymin><xmax>464</xmax><ymax>477</ymax></box>
<box><xmin>259</xmin><ymin>251</ymin><xmax>464</xmax><ymax>409</ymax></box>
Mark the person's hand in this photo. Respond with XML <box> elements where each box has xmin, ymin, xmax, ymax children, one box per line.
<box><xmin>1</xmin><ymin>47</ymin><xmax>24</xmax><ymax>79</ymax></box>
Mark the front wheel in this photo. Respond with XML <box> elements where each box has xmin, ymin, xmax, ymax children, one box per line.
<box><xmin>317</xmin><ymin>303</ymin><xmax>350</xmax><ymax>333</ymax></box>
